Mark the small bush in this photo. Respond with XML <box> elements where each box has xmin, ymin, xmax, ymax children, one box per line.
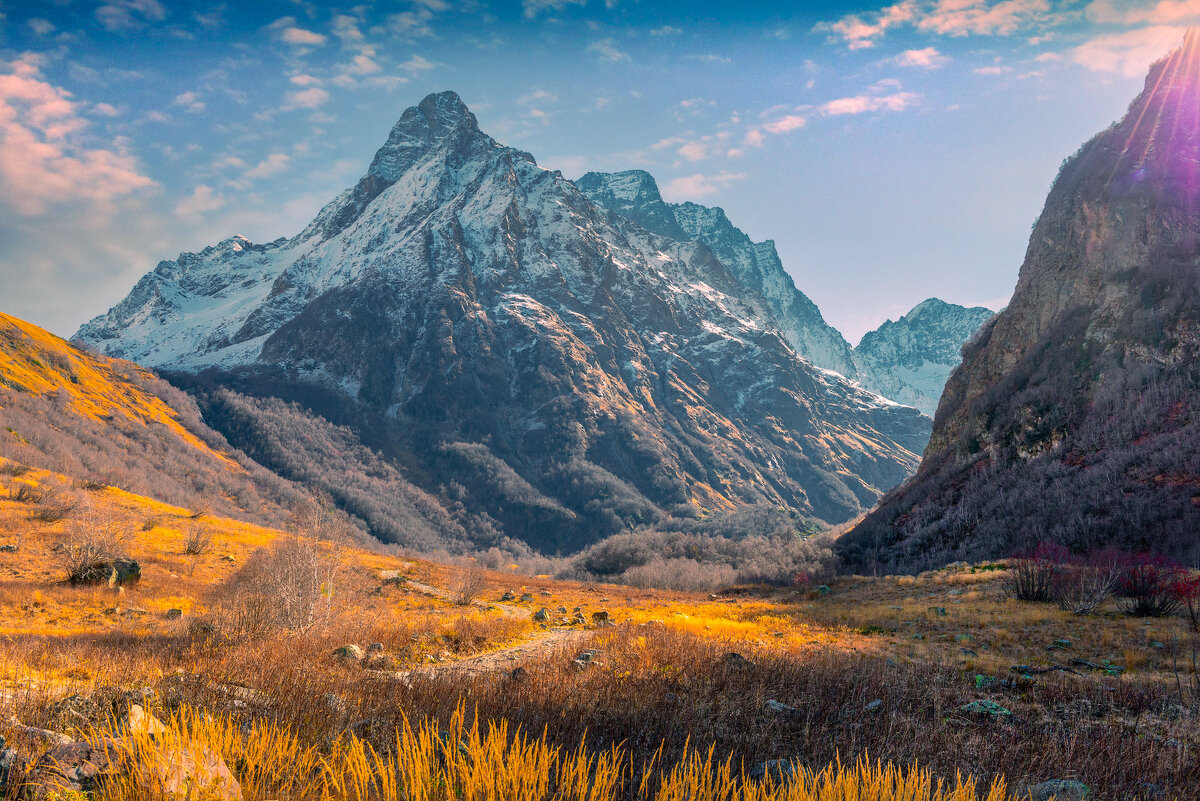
<box><xmin>1119</xmin><ymin>553</ymin><xmax>1184</xmax><ymax>618</ymax></box>
<box><xmin>1003</xmin><ymin>542</ymin><xmax>1068</xmax><ymax>602</ymax></box>
<box><xmin>0</xmin><ymin>461</ymin><xmax>30</xmax><ymax>477</ymax></box>
<box><xmin>183</xmin><ymin>526</ymin><xmax>214</xmax><ymax>556</ymax></box>
<box><xmin>1173</xmin><ymin>574</ymin><xmax>1200</xmax><ymax>632</ymax></box>
<box><xmin>452</xmin><ymin>565</ymin><xmax>487</xmax><ymax>605</ymax></box>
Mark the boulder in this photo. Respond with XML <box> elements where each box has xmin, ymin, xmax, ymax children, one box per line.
<box><xmin>590</xmin><ymin>610</ymin><xmax>611</xmax><ymax>626</ymax></box>
<box><xmin>332</xmin><ymin>645</ymin><xmax>364</xmax><ymax>662</ymax></box>
<box><xmin>24</xmin><ymin>740</ymin><xmax>121</xmax><ymax>798</ymax></box>
<box><xmin>166</xmin><ymin>609</ymin><xmax>183</xmax><ymax>619</ymax></box>
<box><xmin>721</xmin><ymin>652</ymin><xmax>753</xmax><ymax>669</ymax></box>
<box><xmin>764</xmin><ymin>700</ymin><xmax>799</xmax><ymax>715</ymax></box>
<box><xmin>531</xmin><ymin>608</ymin><xmax>550</xmax><ymax>623</ymax></box>
<box><xmin>519</xmin><ymin>593</ymin><xmax>534</xmax><ymax>603</ymax></box>
<box><xmin>500</xmin><ymin>590</ymin><xmax>515</xmax><ymax>601</ymax></box>
<box><xmin>72</xmin><ymin>557</ymin><xmax>140</xmax><ymax>586</ymax></box>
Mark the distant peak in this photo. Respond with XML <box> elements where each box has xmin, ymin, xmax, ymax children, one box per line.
<box><xmin>368</xmin><ymin>90</ymin><xmax>480</xmax><ymax>182</ymax></box>
<box><xmin>576</xmin><ymin>170</ymin><xmax>664</xmax><ymax>203</ymax></box>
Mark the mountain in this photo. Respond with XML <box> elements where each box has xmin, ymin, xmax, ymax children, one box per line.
<box><xmin>77</xmin><ymin>91</ymin><xmax>929</xmax><ymax>555</ymax></box>
<box><xmin>851</xmin><ymin>299</ymin><xmax>994</xmax><ymax>417</ymax></box>
<box><xmin>841</xmin><ymin>32</ymin><xmax>1200</xmax><ymax>571</ymax></box>
<box><xmin>0</xmin><ymin>312</ymin><xmax>301</xmax><ymax>525</ymax></box>
<box><xmin>577</xmin><ymin>170</ymin><xmax>860</xmax><ymax>378</ymax></box>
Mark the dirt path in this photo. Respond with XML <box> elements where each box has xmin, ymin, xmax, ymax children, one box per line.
<box><xmin>397</xmin><ymin>579</ymin><xmax>595</xmax><ymax>678</ymax></box>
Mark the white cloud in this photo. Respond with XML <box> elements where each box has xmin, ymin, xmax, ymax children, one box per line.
<box><xmin>385</xmin><ymin>10</ymin><xmax>436</xmax><ymax>38</ymax></box>
<box><xmin>894</xmin><ymin>47</ymin><xmax>949</xmax><ymax>68</ymax></box>
<box><xmin>172</xmin><ymin>91</ymin><xmax>205</xmax><ymax>113</ymax></box>
<box><xmin>245</xmin><ymin>153</ymin><xmax>290</xmax><ymax>179</ymax></box>
<box><xmin>27</xmin><ymin>18</ymin><xmax>56</xmax><ymax>36</ymax></box>
<box><xmin>588</xmin><ymin>38</ymin><xmax>631</xmax><ymax>62</ymax></box>
<box><xmin>284</xmin><ymin>87</ymin><xmax>330</xmax><ymax>109</ymax></box>
<box><xmin>522</xmin><ymin>0</ymin><xmax>587</xmax><ymax>18</ymax></box>
<box><xmin>974</xmin><ymin>64</ymin><xmax>1012</xmax><ymax>74</ymax></box>
<box><xmin>96</xmin><ymin>0</ymin><xmax>167</xmax><ymax>32</ymax></box>
<box><xmin>92</xmin><ymin>102</ymin><xmax>122</xmax><ymax>117</ymax></box>
<box><xmin>276</xmin><ymin>19</ymin><xmax>327</xmax><ymax>46</ymax></box>
<box><xmin>662</xmin><ymin>171</ymin><xmax>748</xmax><ymax>200</ymax></box>
<box><xmin>0</xmin><ymin>55</ymin><xmax>156</xmax><ymax>216</ymax></box>
<box><xmin>1070</xmin><ymin>25</ymin><xmax>1188</xmax><ymax>74</ymax></box>
<box><xmin>174</xmin><ymin>184</ymin><xmax>225</xmax><ymax>221</ymax></box>
<box><xmin>651</xmin><ymin>25</ymin><xmax>683</xmax><ymax>35</ymax></box>
<box><xmin>821</xmin><ymin>91</ymin><xmax>920</xmax><ymax>115</ymax></box>
<box><xmin>332</xmin><ymin>14</ymin><xmax>365</xmax><ymax>46</ymax></box>
<box><xmin>290</xmin><ymin>74</ymin><xmax>321</xmax><ymax>86</ymax></box>
<box><xmin>400</xmin><ymin>55</ymin><xmax>437</xmax><ymax>71</ymax></box>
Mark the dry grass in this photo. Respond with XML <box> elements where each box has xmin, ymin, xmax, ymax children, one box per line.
<box><xmin>0</xmin><ymin>463</ymin><xmax>1196</xmax><ymax>799</ymax></box>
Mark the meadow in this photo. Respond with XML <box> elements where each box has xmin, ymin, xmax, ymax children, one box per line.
<box><xmin>0</xmin><ymin>460</ymin><xmax>1196</xmax><ymax>800</ymax></box>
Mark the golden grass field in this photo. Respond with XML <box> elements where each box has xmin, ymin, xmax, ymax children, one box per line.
<box><xmin>0</xmin><ymin>458</ymin><xmax>1196</xmax><ymax>800</ymax></box>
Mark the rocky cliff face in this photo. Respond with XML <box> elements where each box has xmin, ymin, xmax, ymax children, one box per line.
<box><xmin>577</xmin><ymin>170</ymin><xmax>860</xmax><ymax>378</ymax></box>
<box><xmin>842</xmin><ymin>32</ymin><xmax>1200</xmax><ymax>571</ymax></box>
<box><xmin>852</xmin><ymin>299</ymin><xmax>994</xmax><ymax>417</ymax></box>
<box><xmin>77</xmin><ymin>92</ymin><xmax>929</xmax><ymax>554</ymax></box>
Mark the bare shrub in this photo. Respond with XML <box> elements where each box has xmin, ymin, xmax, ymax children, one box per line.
<box><xmin>30</xmin><ymin>487</ymin><xmax>79</xmax><ymax>523</ymax></box>
<box><xmin>183</xmin><ymin>526</ymin><xmax>214</xmax><ymax>556</ymax></box>
<box><xmin>11</xmin><ymin>482</ymin><xmax>45</xmax><ymax>504</ymax></box>
<box><xmin>1003</xmin><ymin>542</ymin><xmax>1067</xmax><ymax>602</ymax></box>
<box><xmin>452</xmin><ymin>565</ymin><xmax>487</xmax><ymax>605</ymax></box>
<box><xmin>1057</xmin><ymin>549</ymin><xmax>1123</xmax><ymax>615</ymax></box>
<box><xmin>55</xmin><ymin>506</ymin><xmax>131</xmax><ymax>584</ymax></box>
<box><xmin>210</xmin><ymin>536</ymin><xmax>342</xmax><ymax>638</ymax></box>
<box><xmin>0</xmin><ymin>461</ymin><xmax>30</xmax><ymax>476</ymax></box>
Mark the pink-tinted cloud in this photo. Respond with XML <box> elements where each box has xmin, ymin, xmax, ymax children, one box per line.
<box><xmin>662</xmin><ymin>170</ymin><xmax>749</xmax><ymax>199</ymax></box>
<box><xmin>917</xmin><ymin>0</ymin><xmax>1052</xmax><ymax>36</ymax></box>
<box><xmin>0</xmin><ymin>56</ymin><xmax>155</xmax><ymax>216</ymax></box>
<box><xmin>763</xmin><ymin>114</ymin><xmax>808</xmax><ymax>134</ymax></box>
<box><xmin>895</xmin><ymin>47</ymin><xmax>950</xmax><ymax>67</ymax></box>
<box><xmin>1086</xmin><ymin>0</ymin><xmax>1200</xmax><ymax>24</ymax></box>
<box><xmin>284</xmin><ymin>87</ymin><xmax>331</xmax><ymax>109</ymax></box>
<box><xmin>821</xmin><ymin>91</ymin><xmax>920</xmax><ymax>115</ymax></box>
<box><xmin>819</xmin><ymin>1</ymin><xmax>917</xmax><ymax>49</ymax></box>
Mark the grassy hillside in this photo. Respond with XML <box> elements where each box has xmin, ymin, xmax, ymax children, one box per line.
<box><xmin>0</xmin><ymin>313</ymin><xmax>303</xmax><ymax>527</ymax></box>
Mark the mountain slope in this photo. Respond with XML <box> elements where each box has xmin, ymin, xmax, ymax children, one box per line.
<box><xmin>841</xmin><ymin>32</ymin><xmax>1200</xmax><ymax>571</ymax></box>
<box><xmin>851</xmin><ymin>299</ymin><xmax>994</xmax><ymax>416</ymax></box>
<box><xmin>77</xmin><ymin>91</ymin><xmax>929</xmax><ymax>554</ymax></box>
<box><xmin>577</xmin><ymin>170</ymin><xmax>860</xmax><ymax>378</ymax></box>
<box><xmin>0</xmin><ymin>312</ymin><xmax>301</xmax><ymax>525</ymax></box>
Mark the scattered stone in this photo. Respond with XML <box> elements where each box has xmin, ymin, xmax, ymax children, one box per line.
<box><xmin>864</xmin><ymin>699</ymin><xmax>883</xmax><ymax>712</ymax></box>
<box><xmin>927</xmin><ymin>607</ymin><xmax>947</xmax><ymax>616</ymax></box>
<box><xmin>519</xmin><ymin>593</ymin><xmax>534</xmax><ymax>603</ymax></box>
<box><xmin>948</xmin><ymin>589</ymin><xmax>965</xmax><ymax>596</ymax></box>
<box><xmin>960</xmin><ymin>649</ymin><xmax>979</xmax><ymax>657</ymax></box>
<box><xmin>24</xmin><ymin>739</ymin><xmax>120</xmax><ymax>797</ymax></box>
<box><xmin>332</xmin><ymin>644</ymin><xmax>364</xmax><ymax>662</ymax></box>
<box><xmin>572</xmin><ymin>606</ymin><xmax>582</xmax><ymax>614</ymax></box>
<box><xmin>124</xmin><ymin>705</ymin><xmax>167</xmax><ymax>739</ymax></box>
<box><xmin>1022</xmin><ymin>779</ymin><xmax>1091</xmax><ymax>801</ymax></box>
<box><xmin>165</xmin><ymin>608</ymin><xmax>183</xmax><ymax>620</ymax></box>
<box><xmin>975</xmin><ymin>675</ymin><xmax>996</xmax><ymax>690</ymax></box>
<box><xmin>960</xmin><ymin>699</ymin><xmax>1012</xmax><ymax>719</ymax></box>
<box><xmin>500</xmin><ymin>590</ymin><xmax>515</xmax><ymax>601</ymax></box>
<box><xmin>220</xmin><ymin>554</ymin><xmax>236</xmax><ymax>562</ymax></box>
<box><xmin>815</xmin><ymin>585</ymin><xmax>831</xmax><ymax>596</ymax></box>
<box><xmin>591</xmin><ymin>610</ymin><xmax>612</xmax><ymax>626</ymax></box>
<box><xmin>540</xmin><ymin>590</ymin><xmax>552</xmax><ymax>596</ymax></box>
<box><xmin>556</xmin><ymin>606</ymin><xmax>567</xmax><ymax>614</ymax></box>
<box><xmin>532</xmin><ymin>608</ymin><xmax>550</xmax><ymax>623</ymax></box>
<box><xmin>507</xmin><ymin>667</ymin><xmax>529</xmax><ymax>683</ymax></box>
<box><xmin>763</xmin><ymin>700</ymin><xmax>798</xmax><ymax>715</ymax></box>
<box><xmin>0</xmin><ymin>544</ymin><xmax>17</xmax><ymax>553</ymax></box>
<box><xmin>6</xmin><ymin>717</ymin><xmax>74</xmax><ymax>747</ymax></box>
<box><xmin>366</xmin><ymin>642</ymin><xmax>385</xmax><ymax>655</ymax></box>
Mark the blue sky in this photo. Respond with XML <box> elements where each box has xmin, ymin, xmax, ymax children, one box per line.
<box><xmin>1</xmin><ymin>1</ymin><xmax>1196</xmax><ymax>343</ymax></box>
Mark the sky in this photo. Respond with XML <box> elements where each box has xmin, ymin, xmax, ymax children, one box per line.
<box><xmin>0</xmin><ymin>1</ymin><xmax>1196</xmax><ymax>344</ymax></box>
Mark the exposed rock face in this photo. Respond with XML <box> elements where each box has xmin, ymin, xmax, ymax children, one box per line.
<box><xmin>842</xmin><ymin>33</ymin><xmax>1200</xmax><ymax>571</ymax></box>
<box><xmin>577</xmin><ymin>173</ymin><xmax>990</xmax><ymax>416</ymax></box>
<box><xmin>577</xmin><ymin>170</ymin><xmax>859</xmax><ymax>378</ymax></box>
<box><xmin>852</xmin><ymin>299</ymin><xmax>994</xmax><ymax>417</ymax></box>
<box><xmin>77</xmin><ymin>91</ymin><xmax>929</xmax><ymax>554</ymax></box>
